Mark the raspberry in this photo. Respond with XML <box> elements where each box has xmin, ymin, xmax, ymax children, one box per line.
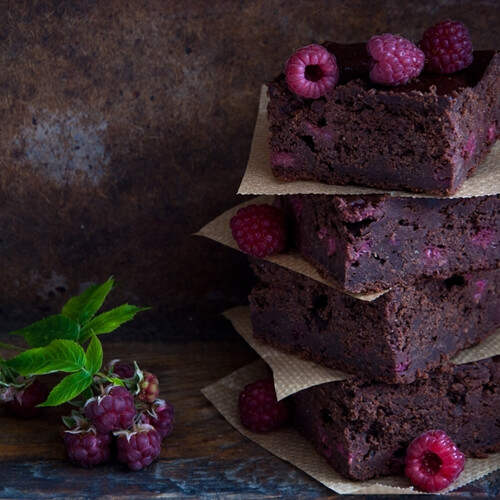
<box><xmin>137</xmin><ymin>371</ymin><xmax>160</xmax><ymax>404</ymax></box>
<box><xmin>405</xmin><ymin>429</ymin><xmax>465</xmax><ymax>492</ymax></box>
<box><xmin>112</xmin><ymin>362</ymin><xmax>135</xmax><ymax>379</ymax></box>
<box><xmin>285</xmin><ymin>44</ymin><xmax>339</xmax><ymax>98</ymax></box>
<box><xmin>419</xmin><ymin>19</ymin><xmax>473</xmax><ymax>74</ymax></box>
<box><xmin>84</xmin><ymin>385</ymin><xmax>136</xmax><ymax>434</ymax></box>
<box><xmin>238</xmin><ymin>378</ymin><xmax>290</xmax><ymax>433</ymax></box>
<box><xmin>115</xmin><ymin>424</ymin><xmax>162</xmax><ymax>470</ymax></box>
<box><xmin>4</xmin><ymin>379</ymin><xmax>49</xmax><ymax>419</ymax></box>
<box><xmin>0</xmin><ymin>385</ymin><xmax>16</xmax><ymax>404</ymax></box>
<box><xmin>230</xmin><ymin>204</ymin><xmax>286</xmax><ymax>258</ymax></box>
<box><xmin>367</xmin><ymin>34</ymin><xmax>425</xmax><ymax>86</ymax></box>
<box><xmin>141</xmin><ymin>399</ymin><xmax>175</xmax><ymax>439</ymax></box>
<box><xmin>63</xmin><ymin>428</ymin><xmax>111</xmax><ymax>468</ymax></box>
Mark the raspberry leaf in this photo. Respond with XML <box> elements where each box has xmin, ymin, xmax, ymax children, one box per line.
<box><xmin>8</xmin><ymin>314</ymin><xmax>80</xmax><ymax>348</ymax></box>
<box><xmin>85</xmin><ymin>334</ymin><xmax>103</xmax><ymax>375</ymax></box>
<box><xmin>79</xmin><ymin>304</ymin><xmax>151</xmax><ymax>342</ymax></box>
<box><xmin>3</xmin><ymin>339</ymin><xmax>86</xmax><ymax>376</ymax></box>
<box><xmin>62</xmin><ymin>284</ymin><xmax>100</xmax><ymax>321</ymax></box>
<box><xmin>38</xmin><ymin>371</ymin><xmax>93</xmax><ymax>407</ymax></box>
<box><xmin>62</xmin><ymin>278</ymin><xmax>115</xmax><ymax>326</ymax></box>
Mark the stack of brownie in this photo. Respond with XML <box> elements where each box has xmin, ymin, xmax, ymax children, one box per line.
<box><xmin>244</xmin><ymin>43</ymin><xmax>500</xmax><ymax>481</ymax></box>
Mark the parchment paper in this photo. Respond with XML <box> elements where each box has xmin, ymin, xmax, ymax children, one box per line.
<box><xmin>202</xmin><ymin>359</ymin><xmax>500</xmax><ymax>495</ymax></box>
<box><xmin>238</xmin><ymin>86</ymin><xmax>500</xmax><ymax>198</ymax></box>
<box><xmin>224</xmin><ymin>305</ymin><xmax>500</xmax><ymax>400</ymax></box>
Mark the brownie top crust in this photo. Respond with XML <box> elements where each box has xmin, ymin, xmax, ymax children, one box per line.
<box><xmin>275</xmin><ymin>41</ymin><xmax>500</xmax><ymax>101</ymax></box>
<box><xmin>315</xmin><ymin>43</ymin><xmax>496</xmax><ymax>96</ymax></box>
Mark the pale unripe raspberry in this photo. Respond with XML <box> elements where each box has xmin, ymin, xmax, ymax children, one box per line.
<box><xmin>137</xmin><ymin>371</ymin><xmax>160</xmax><ymax>404</ymax></box>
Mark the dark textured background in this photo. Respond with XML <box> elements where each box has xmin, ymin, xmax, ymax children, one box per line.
<box><xmin>0</xmin><ymin>0</ymin><xmax>499</xmax><ymax>329</ymax></box>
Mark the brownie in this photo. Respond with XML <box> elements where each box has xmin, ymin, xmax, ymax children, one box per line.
<box><xmin>292</xmin><ymin>357</ymin><xmax>500</xmax><ymax>481</ymax></box>
<box><xmin>249</xmin><ymin>258</ymin><xmax>500</xmax><ymax>383</ymax></box>
<box><xmin>279</xmin><ymin>193</ymin><xmax>500</xmax><ymax>293</ymax></box>
<box><xmin>267</xmin><ymin>44</ymin><xmax>500</xmax><ymax>195</ymax></box>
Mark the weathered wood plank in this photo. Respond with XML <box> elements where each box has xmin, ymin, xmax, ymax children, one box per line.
<box><xmin>0</xmin><ymin>336</ymin><xmax>498</xmax><ymax>498</ymax></box>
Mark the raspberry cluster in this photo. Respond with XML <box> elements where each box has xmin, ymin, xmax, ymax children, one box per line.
<box><xmin>283</xmin><ymin>18</ymin><xmax>473</xmax><ymax>95</ymax></box>
<box><xmin>63</xmin><ymin>362</ymin><xmax>174</xmax><ymax>470</ymax></box>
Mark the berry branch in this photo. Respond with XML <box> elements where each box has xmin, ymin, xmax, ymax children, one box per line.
<box><xmin>0</xmin><ymin>278</ymin><xmax>174</xmax><ymax>470</ymax></box>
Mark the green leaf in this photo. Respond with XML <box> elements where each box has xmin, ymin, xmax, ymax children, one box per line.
<box><xmin>62</xmin><ymin>284</ymin><xmax>100</xmax><ymax>321</ymax></box>
<box><xmin>8</xmin><ymin>314</ymin><xmax>80</xmax><ymax>348</ymax></box>
<box><xmin>0</xmin><ymin>341</ymin><xmax>23</xmax><ymax>351</ymax></box>
<box><xmin>79</xmin><ymin>304</ymin><xmax>151</xmax><ymax>342</ymax></box>
<box><xmin>3</xmin><ymin>340</ymin><xmax>86</xmax><ymax>376</ymax></box>
<box><xmin>85</xmin><ymin>334</ymin><xmax>103</xmax><ymax>375</ymax></box>
<box><xmin>62</xmin><ymin>278</ymin><xmax>115</xmax><ymax>326</ymax></box>
<box><xmin>38</xmin><ymin>371</ymin><xmax>93</xmax><ymax>407</ymax></box>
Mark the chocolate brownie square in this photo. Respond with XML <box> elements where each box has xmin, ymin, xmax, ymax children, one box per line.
<box><xmin>249</xmin><ymin>258</ymin><xmax>499</xmax><ymax>383</ymax></box>
<box><xmin>268</xmin><ymin>44</ymin><xmax>500</xmax><ymax>195</ymax></box>
<box><xmin>292</xmin><ymin>357</ymin><xmax>500</xmax><ymax>480</ymax></box>
<box><xmin>279</xmin><ymin>192</ymin><xmax>499</xmax><ymax>293</ymax></box>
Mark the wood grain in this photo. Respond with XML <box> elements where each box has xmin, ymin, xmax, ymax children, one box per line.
<box><xmin>0</xmin><ymin>333</ymin><xmax>498</xmax><ymax>498</ymax></box>
<box><xmin>0</xmin><ymin>336</ymin><xmax>333</xmax><ymax>498</ymax></box>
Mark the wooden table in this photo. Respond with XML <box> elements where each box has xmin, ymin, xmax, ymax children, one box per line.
<box><xmin>0</xmin><ymin>316</ymin><xmax>498</xmax><ymax>499</ymax></box>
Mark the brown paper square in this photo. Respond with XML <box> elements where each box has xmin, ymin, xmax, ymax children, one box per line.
<box><xmin>202</xmin><ymin>359</ymin><xmax>500</xmax><ymax>495</ymax></box>
<box><xmin>224</xmin><ymin>305</ymin><xmax>500</xmax><ymax>400</ymax></box>
<box><xmin>238</xmin><ymin>86</ymin><xmax>500</xmax><ymax>198</ymax></box>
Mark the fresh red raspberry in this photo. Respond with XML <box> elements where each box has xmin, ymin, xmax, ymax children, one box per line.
<box><xmin>84</xmin><ymin>385</ymin><xmax>136</xmax><ymax>434</ymax></box>
<box><xmin>367</xmin><ymin>33</ymin><xmax>425</xmax><ymax>86</ymax></box>
<box><xmin>4</xmin><ymin>379</ymin><xmax>49</xmax><ymax>419</ymax></box>
<box><xmin>238</xmin><ymin>378</ymin><xmax>290</xmax><ymax>433</ymax></box>
<box><xmin>230</xmin><ymin>204</ymin><xmax>286</xmax><ymax>258</ymax></box>
<box><xmin>141</xmin><ymin>399</ymin><xmax>175</xmax><ymax>439</ymax></box>
<box><xmin>419</xmin><ymin>19</ymin><xmax>473</xmax><ymax>74</ymax></box>
<box><xmin>285</xmin><ymin>44</ymin><xmax>339</xmax><ymax>98</ymax></box>
<box><xmin>405</xmin><ymin>429</ymin><xmax>465</xmax><ymax>492</ymax></box>
<box><xmin>137</xmin><ymin>371</ymin><xmax>160</xmax><ymax>404</ymax></box>
<box><xmin>115</xmin><ymin>424</ymin><xmax>162</xmax><ymax>470</ymax></box>
<box><xmin>63</xmin><ymin>428</ymin><xmax>112</xmax><ymax>468</ymax></box>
